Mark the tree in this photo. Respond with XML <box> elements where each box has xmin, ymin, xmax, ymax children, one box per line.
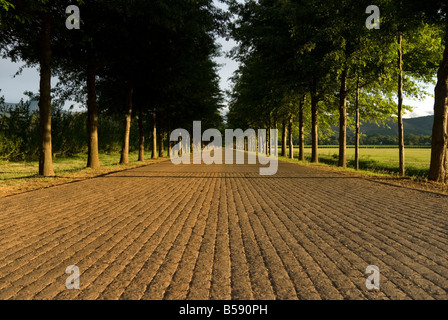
<box><xmin>374</xmin><ymin>1</ymin><xmax>443</xmax><ymax>177</ymax></box>
<box><xmin>298</xmin><ymin>95</ymin><xmax>306</xmax><ymax>161</ymax></box>
<box><xmin>411</xmin><ymin>0</ymin><xmax>448</xmax><ymax>183</ymax></box>
<box><xmin>228</xmin><ymin>0</ymin><xmax>322</xmax><ymax>161</ymax></box>
<box><xmin>0</xmin><ymin>1</ymin><xmax>72</xmax><ymax>176</ymax></box>
<box><xmin>0</xmin><ymin>0</ymin><xmax>13</xmax><ymax>14</ymax></box>
<box><xmin>430</xmin><ymin>38</ymin><xmax>448</xmax><ymax>183</ymax></box>
<box><xmin>151</xmin><ymin>109</ymin><xmax>158</xmax><ymax>160</ymax></box>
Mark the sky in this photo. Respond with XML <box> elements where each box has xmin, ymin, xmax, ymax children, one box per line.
<box><xmin>0</xmin><ymin>0</ymin><xmax>436</xmax><ymax>119</ymax></box>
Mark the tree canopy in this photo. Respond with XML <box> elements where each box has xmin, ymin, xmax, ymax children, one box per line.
<box><xmin>227</xmin><ymin>0</ymin><xmax>447</xmax><ymax>181</ymax></box>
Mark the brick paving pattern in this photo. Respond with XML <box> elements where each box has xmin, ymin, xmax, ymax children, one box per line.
<box><xmin>0</xmin><ymin>152</ymin><xmax>447</xmax><ymax>300</ymax></box>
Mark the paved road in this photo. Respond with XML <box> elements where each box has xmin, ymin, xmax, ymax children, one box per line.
<box><xmin>0</xmin><ymin>152</ymin><xmax>447</xmax><ymax>300</ymax></box>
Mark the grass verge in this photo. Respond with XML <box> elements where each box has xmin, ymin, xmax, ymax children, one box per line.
<box><xmin>0</xmin><ymin>152</ymin><xmax>168</xmax><ymax>198</ymax></box>
<box><xmin>278</xmin><ymin>155</ymin><xmax>448</xmax><ymax>195</ymax></box>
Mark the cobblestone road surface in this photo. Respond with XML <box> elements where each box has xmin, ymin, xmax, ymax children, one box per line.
<box><xmin>0</xmin><ymin>152</ymin><xmax>447</xmax><ymax>300</ymax></box>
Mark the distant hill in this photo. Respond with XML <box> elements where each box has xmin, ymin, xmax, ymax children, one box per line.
<box><xmin>349</xmin><ymin>116</ymin><xmax>438</xmax><ymax>137</ymax></box>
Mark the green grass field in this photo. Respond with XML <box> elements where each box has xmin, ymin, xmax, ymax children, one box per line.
<box><xmin>292</xmin><ymin>147</ymin><xmax>433</xmax><ymax>177</ymax></box>
<box><xmin>0</xmin><ymin>152</ymin><xmax>140</xmax><ymax>180</ymax></box>
<box><xmin>0</xmin><ymin>152</ymin><xmax>168</xmax><ymax>197</ymax></box>
<box><xmin>301</xmin><ymin>145</ymin><xmax>431</xmax><ymax>149</ymax></box>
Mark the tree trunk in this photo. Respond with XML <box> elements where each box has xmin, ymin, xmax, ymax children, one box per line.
<box><xmin>274</xmin><ymin>117</ymin><xmax>278</xmax><ymax>156</ymax></box>
<box><xmin>298</xmin><ymin>95</ymin><xmax>305</xmax><ymax>161</ymax></box>
<box><xmin>429</xmin><ymin>39</ymin><xmax>448</xmax><ymax>183</ymax></box>
<box><xmin>310</xmin><ymin>83</ymin><xmax>319</xmax><ymax>163</ymax></box>
<box><xmin>338</xmin><ymin>68</ymin><xmax>347</xmax><ymax>168</ymax></box>
<box><xmin>158</xmin><ymin>115</ymin><xmax>164</xmax><ymax>158</ymax></box>
<box><xmin>167</xmin><ymin>118</ymin><xmax>172</xmax><ymax>158</ymax></box>
<box><xmin>152</xmin><ymin>110</ymin><xmax>158</xmax><ymax>159</ymax></box>
<box><xmin>267</xmin><ymin>117</ymin><xmax>271</xmax><ymax>156</ymax></box>
<box><xmin>119</xmin><ymin>82</ymin><xmax>133</xmax><ymax>165</ymax></box>
<box><xmin>355</xmin><ymin>76</ymin><xmax>360</xmax><ymax>170</ymax></box>
<box><xmin>38</xmin><ymin>13</ymin><xmax>54</xmax><ymax>177</ymax></box>
<box><xmin>138</xmin><ymin>105</ymin><xmax>145</xmax><ymax>161</ymax></box>
<box><xmin>397</xmin><ymin>34</ymin><xmax>405</xmax><ymax>177</ymax></box>
<box><xmin>288</xmin><ymin>115</ymin><xmax>293</xmax><ymax>159</ymax></box>
<box><xmin>86</xmin><ymin>54</ymin><xmax>100</xmax><ymax>169</ymax></box>
<box><xmin>281</xmin><ymin>119</ymin><xmax>287</xmax><ymax>157</ymax></box>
